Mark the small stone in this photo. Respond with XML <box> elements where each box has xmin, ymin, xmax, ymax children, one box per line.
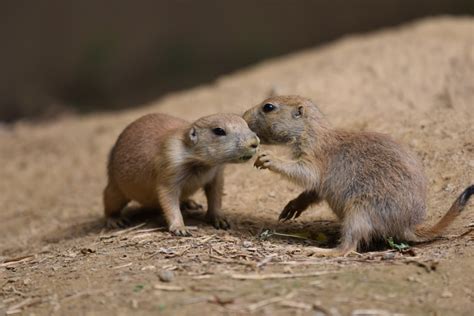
<box><xmin>382</xmin><ymin>252</ymin><xmax>396</xmax><ymax>260</ymax></box>
<box><xmin>242</xmin><ymin>241</ymin><xmax>253</xmax><ymax>248</ymax></box>
<box><xmin>444</xmin><ymin>183</ymin><xmax>455</xmax><ymax>192</ymax></box>
<box><xmin>141</xmin><ymin>265</ymin><xmax>156</xmax><ymax>271</ymax></box>
<box><xmin>441</xmin><ymin>290</ymin><xmax>453</xmax><ymax>298</ymax></box>
<box><xmin>65</xmin><ymin>251</ymin><xmax>77</xmax><ymax>258</ymax></box>
<box><xmin>158</xmin><ymin>270</ymin><xmax>175</xmax><ymax>283</ymax></box>
<box><xmin>80</xmin><ymin>247</ymin><xmax>96</xmax><ymax>255</ymax></box>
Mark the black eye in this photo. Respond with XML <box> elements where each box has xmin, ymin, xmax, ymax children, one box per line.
<box><xmin>212</xmin><ymin>128</ymin><xmax>226</xmax><ymax>136</ymax></box>
<box><xmin>262</xmin><ymin>103</ymin><xmax>275</xmax><ymax>113</ymax></box>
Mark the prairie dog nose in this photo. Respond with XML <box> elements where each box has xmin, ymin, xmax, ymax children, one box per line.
<box><xmin>248</xmin><ymin>135</ymin><xmax>260</xmax><ymax>149</ymax></box>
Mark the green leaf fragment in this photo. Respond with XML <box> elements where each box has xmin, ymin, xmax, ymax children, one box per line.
<box><xmin>386</xmin><ymin>237</ymin><xmax>410</xmax><ymax>251</ymax></box>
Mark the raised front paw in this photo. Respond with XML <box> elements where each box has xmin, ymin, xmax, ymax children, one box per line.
<box><xmin>279</xmin><ymin>199</ymin><xmax>305</xmax><ymax>222</ymax></box>
<box><xmin>206</xmin><ymin>214</ymin><xmax>230</xmax><ymax>230</ymax></box>
<box><xmin>254</xmin><ymin>152</ymin><xmax>278</xmax><ymax>170</ymax></box>
<box><xmin>169</xmin><ymin>224</ymin><xmax>192</xmax><ymax>237</ymax></box>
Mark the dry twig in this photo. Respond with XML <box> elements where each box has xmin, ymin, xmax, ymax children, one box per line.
<box><xmin>0</xmin><ymin>255</ymin><xmax>35</xmax><ymax>267</ymax></box>
<box><xmin>278</xmin><ymin>300</ymin><xmax>313</xmax><ymax>310</ymax></box>
<box><xmin>247</xmin><ymin>291</ymin><xmax>295</xmax><ymax>312</ymax></box>
<box><xmin>111</xmin><ymin>262</ymin><xmax>133</xmax><ymax>270</ymax></box>
<box><xmin>154</xmin><ymin>284</ymin><xmax>185</xmax><ymax>291</ymax></box>
<box><xmin>256</xmin><ymin>254</ymin><xmax>277</xmax><ymax>268</ymax></box>
<box><xmin>99</xmin><ymin>223</ymin><xmax>147</xmax><ymax>240</ymax></box>
<box><xmin>6</xmin><ymin>298</ymin><xmax>42</xmax><ymax>314</ymax></box>
<box><xmin>62</xmin><ymin>289</ymin><xmax>105</xmax><ymax>302</ymax></box>
<box><xmin>231</xmin><ymin>271</ymin><xmax>335</xmax><ymax>280</ymax></box>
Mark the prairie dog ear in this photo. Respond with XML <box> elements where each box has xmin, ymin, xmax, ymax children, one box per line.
<box><xmin>292</xmin><ymin>105</ymin><xmax>305</xmax><ymax>118</ymax></box>
<box><xmin>188</xmin><ymin>126</ymin><xmax>198</xmax><ymax>145</ymax></box>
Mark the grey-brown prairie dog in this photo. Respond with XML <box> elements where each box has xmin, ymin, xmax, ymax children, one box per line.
<box><xmin>104</xmin><ymin>113</ymin><xmax>259</xmax><ymax>236</ymax></box>
<box><xmin>243</xmin><ymin>95</ymin><xmax>473</xmax><ymax>256</ymax></box>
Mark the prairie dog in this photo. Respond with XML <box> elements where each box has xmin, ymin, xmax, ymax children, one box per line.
<box><xmin>104</xmin><ymin>113</ymin><xmax>259</xmax><ymax>236</ymax></box>
<box><xmin>243</xmin><ymin>95</ymin><xmax>473</xmax><ymax>256</ymax></box>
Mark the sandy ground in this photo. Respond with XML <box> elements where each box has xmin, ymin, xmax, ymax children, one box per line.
<box><xmin>1</xmin><ymin>17</ymin><xmax>473</xmax><ymax>315</ymax></box>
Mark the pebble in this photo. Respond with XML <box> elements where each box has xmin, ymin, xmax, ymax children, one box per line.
<box><xmin>382</xmin><ymin>252</ymin><xmax>396</xmax><ymax>260</ymax></box>
<box><xmin>158</xmin><ymin>270</ymin><xmax>175</xmax><ymax>283</ymax></box>
<box><xmin>444</xmin><ymin>183</ymin><xmax>454</xmax><ymax>192</ymax></box>
<box><xmin>141</xmin><ymin>265</ymin><xmax>156</xmax><ymax>271</ymax></box>
<box><xmin>441</xmin><ymin>290</ymin><xmax>453</xmax><ymax>298</ymax></box>
<box><xmin>242</xmin><ymin>241</ymin><xmax>253</xmax><ymax>248</ymax></box>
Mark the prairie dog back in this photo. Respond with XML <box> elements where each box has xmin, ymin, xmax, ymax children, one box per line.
<box><xmin>109</xmin><ymin>114</ymin><xmax>187</xmax><ymax>204</ymax></box>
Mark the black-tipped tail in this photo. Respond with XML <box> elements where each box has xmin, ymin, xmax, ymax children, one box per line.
<box><xmin>458</xmin><ymin>185</ymin><xmax>474</xmax><ymax>209</ymax></box>
<box><xmin>415</xmin><ymin>184</ymin><xmax>474</xmax><ymax>239</ymax></box>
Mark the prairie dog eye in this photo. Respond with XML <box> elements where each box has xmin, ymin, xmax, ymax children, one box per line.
<box><xmin>212</xmin><ymin>128</ymin><xmax>226</xmax><ymax>136</ymax></box>
<box><xmin>262</xmin><ymin>103</ymin><xmax>275</xmax><ymax>113</ymax></box>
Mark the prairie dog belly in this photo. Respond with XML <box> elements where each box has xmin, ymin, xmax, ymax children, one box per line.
<box><xmin>115</xmin><ymin>160</ymin><xmax>220</xmax><ymax>207</ymax></box>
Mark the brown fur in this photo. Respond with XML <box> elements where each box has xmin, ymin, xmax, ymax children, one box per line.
<box><xmin>243</xmin><ymin>95</ymin><xmax>473</xmax><ymax>256</ymax></box>
<box><xmin>104</xmin><ymin>113</ymin><xmax>259</xmax><ymax>236</ymax></box>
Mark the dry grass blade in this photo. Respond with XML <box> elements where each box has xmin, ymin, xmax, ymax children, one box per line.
<box><xmin>256</xmin><ymin>254</ymin><xmax>277</xmax><ymax>268</ymax></box>
<box><xmin>154</xmin><ymin>284</ymin><xmax>185</xmax><ymax>291</ymax></box>
<box><xmin>351</xmin><ymin>309</ymin><xmax>393</xmax><ymax>316</ymax></box>
<box><xmin>278</xmin><ymin>260</ymin><xmax>327</xmax><ymax>266</ymax></box>
<box><xmin>177</xmin><ymin>246</ymin><xmax>192</xmax><ymax>257</ymax></box>
<box><xmin>278</xmin><ymin>300</ymin><xmax>313</xmax><ymax>310</ymax></box>
<box><xmin>210</xmin><ymin>255</ymin><xmax>255</xmax><ymax>267</ymax></box>
<box><xmin>313</xmin><ymin>303</ymin><xmax>333</xmax><ymax>315</ymax></box>
<box><xmin>231</xmin><ymin>271</ymin><xmax>335</xmax><ymax>280</ymax></box>
<box><xmin>404</xmin><ymin>259</ymin><xmax>438</xmax><ymax>273</ymax></box>
<box><xmin>6</xmin><ymin>298</ymin><xmax>42</xmax><ymax>314</ymax></box>
<box><xmin>100</xmin><ymin>223</ymin><xmax>147</xmax><ymax>239</ymax></box>
<box><xmin>0</xmin><ymin>255</ymin><xmax>35</xmax><ymax>267</ymax></box>
<box><xmin>198</xmin><ymin>234</ymin><xmax>216</xmax><ymax>244</ymax></box>
<box><xmin>131</xmin><ymin>227</ymin><xmax>167</xmax><ymax>234</ymax></box>
<box><xmin>191</xmin><ymin>275</ymin><xmax>212</xmax><ymax>280</ymax></box>
<box><xmin>111</xmin><ymin>262</ymin><xmax>133</xmax><ymax>269</ymax></box>
<box><xmin>247</xmin><ymin>291</ymin><xmax>295</xmax><ymax>312</ymax></box>
<box><xmin>62</xmin><ymin>289</ymin><xmax>105</xmax><ymax>302</ymax></box>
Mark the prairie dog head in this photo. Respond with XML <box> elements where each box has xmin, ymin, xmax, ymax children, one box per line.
<box><xmin>243</xmin><ymin>95</ymin><xmax>325</xmax><ymax>145</ymax></box>
<box><xmin>185</xmin><ymin>113</ymin><xmax>260</xmax><ymax>164</ymax></box>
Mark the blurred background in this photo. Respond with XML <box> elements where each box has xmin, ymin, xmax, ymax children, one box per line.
<box><xmin>1</xmin><ymin>0</ymin><xmax>473</xmax><ymax>122</ymax></box>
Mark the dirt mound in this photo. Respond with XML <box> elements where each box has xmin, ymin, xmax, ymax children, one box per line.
<box><xmin>1</xmin><ymin>17</ymin><xmax>473</xmax><ymax>315</ymax></box>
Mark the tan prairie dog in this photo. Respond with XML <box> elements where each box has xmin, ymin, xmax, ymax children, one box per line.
<box><xmin>104</xmin><ymin>113</ymin><xmax>259</xmax><ymax>236</ymax></box>
<box><xmin>243</xmin><ymin>95</ymin><xmax>473</xmax><ymax>256</ymax></box>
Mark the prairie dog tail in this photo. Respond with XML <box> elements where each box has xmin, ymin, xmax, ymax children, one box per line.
<box><xmin>415</xmin><ymin>185</ymin><xmax>474</xmax><ymax>240</ymax></box>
